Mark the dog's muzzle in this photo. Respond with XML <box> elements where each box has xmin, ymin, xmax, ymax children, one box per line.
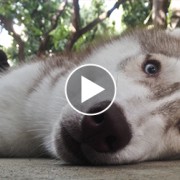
<box><xmin>58</xmin><ymin>101</ymin><xmax>132</xmax><ymax>163</ymax></box>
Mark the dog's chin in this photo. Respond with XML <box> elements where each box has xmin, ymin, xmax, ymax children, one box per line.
<box><xmin>53</xmin><ymin>122</ymin><xmax>123</xmax><ymax>165</ymax></box>
<box><xmin>53</xmin><ymin>118</ymin><xmax>106</xmax><ymax>165</ymax></box>
<box><xmin>55</xmin><ymin>125</ymin><xmax>89</xmax><ymax>164</ymax></box>
<box><xmin>52</xmin><ymin>110</ymin><xmax>88</xmax><ymax>164</ymax></box>
<box><xmin>54</xmin><ymin>127</ymin><xmax>109</xmax><ymax>165</ymax></box>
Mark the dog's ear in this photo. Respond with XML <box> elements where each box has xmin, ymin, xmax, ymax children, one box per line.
<box><xmin>0</xmin><ymin>50</ymin><xmax>9</xmax><ymax>72</ymax></box>
<box><xmin>166</xmin><ymin>28</ymin><xmax>180</xmax><ymax>38</ymax></box>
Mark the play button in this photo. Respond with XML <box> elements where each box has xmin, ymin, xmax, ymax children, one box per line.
<box><xmin>81</xmin><ymin>76</ymin><xmax>105</xmax><ymax>103</ymax></box>
<box><xmin>65</xmin><ymin>64</ymin><xmax>116</xmax><ymax>116</ymax></box>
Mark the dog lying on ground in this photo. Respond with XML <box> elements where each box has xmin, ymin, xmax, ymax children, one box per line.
<box><xmin>0</xmin><ymin>28</ymin><xmax>180</xmax><ymax>165</ymax></box>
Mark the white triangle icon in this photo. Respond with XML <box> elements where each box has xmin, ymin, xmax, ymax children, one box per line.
<box><xmin>81</xmin><ymin>76</ymin><xmax>105</xmax><ymax>103</ymax></box>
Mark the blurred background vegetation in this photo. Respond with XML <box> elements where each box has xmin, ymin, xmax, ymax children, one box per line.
<box><xmin>0</xmin><ymin>0</ymin><xmax>179</xmax><ymax>64</ymax></box>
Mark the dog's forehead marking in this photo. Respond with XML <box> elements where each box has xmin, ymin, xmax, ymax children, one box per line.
<box><xmin>117</xmin><ymin>28</ymin><xmax>180</xmax><ymax>70</ymax></box>
<box><xmin>136</xmin><ymin>29</ymin><xmax>180</xmax><ymax>57</ymax></box>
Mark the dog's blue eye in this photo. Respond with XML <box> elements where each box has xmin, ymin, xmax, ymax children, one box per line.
<box><xmin>143</xmin><ymin>60</ymin><xmax>160</xmax><ymax>76</ymax></box>
<box><xmin>145</xmin><ymin>64</ymin><xmax>157</xmax><ymax>74</ymax></box>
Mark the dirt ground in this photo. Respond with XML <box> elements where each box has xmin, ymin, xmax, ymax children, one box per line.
<box><xmin>0</xmin><ymin>159</ymin><xmax>179</xmax><ymax>180</ymax></box>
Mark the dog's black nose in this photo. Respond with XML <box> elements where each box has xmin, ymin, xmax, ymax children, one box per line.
<box><xmin>82</xmin><ymin>102</ymin><xmax>132</xmax><ymax>153</ymax></box>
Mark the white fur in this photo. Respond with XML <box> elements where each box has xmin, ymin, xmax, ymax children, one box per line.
<box><xmin>0</xmin><ymin>30</ymin><xmax>180</xmax><ymax>164</ymax></box>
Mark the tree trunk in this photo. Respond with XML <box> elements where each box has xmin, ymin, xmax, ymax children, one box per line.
<box><xmin>37</xmin><ymin>0</ymin><xmax>68</xmax><ymax>56</ymax></box>
<box><xmin>65</xmin><ymin>0</ymin><xmax>126</xmax><ymax>51</ymax></box>
<box><xmin>13</xmin><ymin>32</ymin><xmax>25</xmax><ymax>62</ymax></box>
<box><xmin>0</xmin><ymin>15</ymin><xmax>25</xmax><ymax>62</ymax></box>
<box><xmin>152</xmin><ymin>0</ymin><xmax>170</xmax><ymax>28</ymax></box>
<box><xmin>170</xmin><ymin>0</ymin><xmax>180</xmax><ymax>28</ymax></box>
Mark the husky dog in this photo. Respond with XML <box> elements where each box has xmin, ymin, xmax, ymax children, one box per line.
<box><xmin>0</xmin><ymin>29</ymin><xmax>180</xmax><ymax>165</ymax></box>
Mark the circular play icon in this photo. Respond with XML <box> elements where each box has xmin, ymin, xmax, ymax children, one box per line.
<box><xmin>65</xmin><ymin>64</ymin><xmax>116</xmax><ymax>116</ymax></box>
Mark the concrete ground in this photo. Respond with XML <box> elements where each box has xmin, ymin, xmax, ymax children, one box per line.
<box><xmin>0</xmin><ymin>159</ymin><xmax>179</xmax><ymax>180</ymax></box>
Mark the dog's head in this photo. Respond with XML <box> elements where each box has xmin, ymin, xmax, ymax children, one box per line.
<box><xmin>49</xmin><ymin>29</ymin><xmax>180</xmax><ymax>164</ymax></box>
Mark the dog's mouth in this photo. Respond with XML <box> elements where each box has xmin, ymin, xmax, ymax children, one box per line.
<box><xmin>55</xmin><ymin>126</ymin><xmax>89</xmax><ymax>164</ymax></box>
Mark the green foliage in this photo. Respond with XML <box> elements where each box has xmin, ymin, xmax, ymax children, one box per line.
<box><xmin>5</xmin><ymin>42</ymin><xmax>18</xmax><ymax>64</ymax></box>
<box><xmin>49</xmin><ymin>2</ymin><xmax>72</xmax><ymax>52</ymax></box>
<box><xmin>50</xmin><ymin>0</ymin><xmax>116</xmax><ymax>52</ymax></box>
<box><xmin>122</xmin><ymin>0</ymin><xmax>150</xmax><ymax>28</ymax></box>
<box><xmin>0</xmin><ymin>0</ymin><xmax>117</xmax><ymax>62</ymax></box>
<box><xmin>3</xmin><ymin>0</ymin><xmax>171</xmax><ymax>63</ymax></box>
<box><xmin>0</xmin><ymin>0</ymin><xmax>63</xmax><ymax>61</ymax></box>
